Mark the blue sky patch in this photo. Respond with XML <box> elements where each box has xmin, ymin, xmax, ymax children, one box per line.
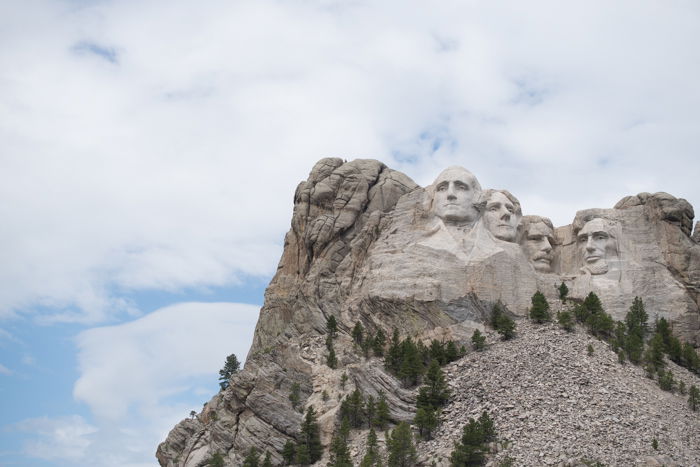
<box><xmin>72</xmin><ymin>41</ymin><xmax>118</xmax><ymax>64</ymax></box>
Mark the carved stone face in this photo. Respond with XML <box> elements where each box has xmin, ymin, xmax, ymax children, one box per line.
<box><xmin>577</xmin><ymin>218</ymin><xmax>618</xmax><ymax>275</ymax></box>
<box><xmin>483</xmin><ymin>191</ymin><xmax>520</xmax><ymax>242</ymax></box>
<box><xmin>522</xmin><ymin>221</ymin><xmax>555</xmax><ymax>272</ymax></box>
<box><xmin>432</xmin><ymin>167</ymin><xmax>480</xmax><ymax>225</ymax></box>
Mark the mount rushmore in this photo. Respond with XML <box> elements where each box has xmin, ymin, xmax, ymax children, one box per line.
<box><xmin>157</xmin><ymin>158</ymin><xmax>700</xmax><ymax>466</ymax></box>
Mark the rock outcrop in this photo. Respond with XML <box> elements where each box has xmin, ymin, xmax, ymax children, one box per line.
<box><xmin>157</xmin><ymin>159</ymin><xmax>700</xmax><ymax>466</ymax></box>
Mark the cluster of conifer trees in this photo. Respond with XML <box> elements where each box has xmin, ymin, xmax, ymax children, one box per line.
<box><xmin>240</xmin><ymin>295</ymin><xmax>700</xmax><ymax>465</ymax></box>
<box><xmin>448</xmin><ymin>411</ymin><xmax>496</xmax><ymax>466</ymax></box>
<box><xmin>384</xmin><ymin>329</ymin><xmax>463</xmax><ymax>387</ymax></box>
<box><xmin>280</xmin><ymin>406</ymin><xmax>323</xmax><ymax>465</ymax></box>
<box><xmin>531</xmin><ymin>287</ymin><xmax>700</xmax><ymax>412</ymax></box>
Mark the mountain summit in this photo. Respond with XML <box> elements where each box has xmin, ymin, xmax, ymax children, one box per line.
<box><xmin>157</xmin><ymin>158</ymin><xmax>700</xmax><ymax>466</ymax></box>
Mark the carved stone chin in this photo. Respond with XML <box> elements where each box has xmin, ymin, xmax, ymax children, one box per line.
<box><xmin>581</xmin><ymin>261</ymin><xmax>609</xmax><ymax>276</ymax></box>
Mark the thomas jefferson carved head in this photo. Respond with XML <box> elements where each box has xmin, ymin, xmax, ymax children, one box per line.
<box><xmin>576</xmin><ymin>217</ymin><xmax>619</xmax><ymax>275</ymax></box>
<box><xmin>520</xmin><ymin>215</ymin><xmax>555</xmax><ymax>272</ymax></box>
<box><xmin>429</xmin><ymin>167</ymin><xmax>482</xmax><ymax>226</ymax></box>
<box><xmin>478</xmin><ymin>189</ymin><xmax>522</xmax><ymax>242</ymax></box>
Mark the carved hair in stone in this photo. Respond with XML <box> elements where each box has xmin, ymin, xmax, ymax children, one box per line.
<box><xmin>477</xmin><ymin>189</ymin><xmax>522</xmax><ymax>242</ymax></box>
<box><xmin>574</xmin><ymin>216</ymin><xmax>620</xmax><ymax>275</ymax></box>
<box><xmin>519</xmin><ymin>215</ymin><xmax>555</xmax><ymax>273</ymax></box>
<box><xmin>426</xmin><ymin>167</ymin><xmax>483</xmax><ymax>227</ymax></box>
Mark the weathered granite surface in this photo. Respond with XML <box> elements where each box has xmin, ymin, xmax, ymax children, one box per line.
<box><xmin>157</xmin><ymin>159</ymin><xmax>700</xmax><ymax>466</ymax></box>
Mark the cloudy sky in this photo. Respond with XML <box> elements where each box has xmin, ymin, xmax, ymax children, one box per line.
<box><xmin>1</xmin><ymin>0</ymin><xmax>699</xmax><ymax>465</ymax></box>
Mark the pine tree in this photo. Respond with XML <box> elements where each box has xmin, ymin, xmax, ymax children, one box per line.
<box><xmin>242</xmin><ymin>447</ymin><xmax>260</xmax><ymax>467</ymax></box>
<box><xmin>574</xmin><ymin>292</ymin><xmax>603</xmax><ymax>326</ymax></box>
<box><xmin>491</xmin><ymin>303</ymin><xmax>516</xmax><ymax>340</ymax></box>
<box><xmin>655</xmin><ymin>317</ymin><xmax>672</xmax><ymax>351</ymax></box>
<box><xmin>387</xmin><ymin>422</ymin><xmax>417</xmax><ymax>467</ymax></box>
<box><xmin>299</xmin><ymin>406</ymin><xmax>322</xmax><ymax>463</ymax></box>
<box><xmin>625</xmin><ymin>297</ymin><xmax>648</xmax><ymax>340</ymax></box>
<box><xmin>282</xmin><ymin>440</ymin><xmax>296</xmax><ymax>465</ymax></box>
<box><xmin>429</xmin><ymin>340</ymin><xmax>446</xmax><ymax>365</ymax></box>
<box><xmin>557</xmin><ymin>310</ymin><xmax>574</xmax><ymax>332</ymax></box>
<box><xmin>587</xmin><ymin>309</ymin><xmax>615</xmax><ymax>340</ymax></box>
<box><xmin>414</xmin><ymin>407</ymin><xmax>438</xmax><ymax>440</ymax></box>
<box><xmin>583</xmin><ymin>292</ymin><xmax>604</xmax><ymax>315</ymax></box>
<box><xmin>682</xmin><ymin>342</ymin><xmax>700</xmax><ymax>372</ymax></box>
<box><xmin>365</xmin><ymin>395</ymin><xmax>376</xmax><ymax>429</ymax></box>
<box><xmin>327</xmin><ymin>315</ymin><xmax>338</xmax><ymax>338</ymax></box>
<box><xmin>386</xmin><ymin>328</ymin><xmax>403</xmax><ymax>374</ymax></box>
<box><xmin>618</xmin><ymin>349</ymin><xmax>626</xmax><ymax>364</ymax></box>
<box><xmin>327</xmin><ymin>345</ymin><xmax>338</xmax><ymax>369</ymax></box>
<box><xmin>449</xmin><ymin>417</ymin><xmax>487</xmax><ymax>466</ymax></box>
<box><xmin>658</xmin><ymin>369</ymin><xmax>675</xmax><ymax>391</ymax></box>
<box><xmin>341</xmin><ymin>372</ymin><xmax>348</xmax><ymax>390</ymax></box>
<box><xmin>647</xmin><ymin>334</ymin><xmax>666</xmax><ymax>371</ymax></box>
<box><xmin>373</xmin><ymin>329</ymin><xmax>386</xmax><ymax>357</ymax></box>
<box><xmin>668</xmin><ymin>336</ymin><xmax>683</xmax><ymax>364</ymax></box>
<box><xmin>353</xmin><ymin>322</ymin><xmax>364</xmax><ymax>345</ymax></box>
<box><xmin>375</xmin><ymin>391</ymin><xmax>390</xmax><ymax>430</ymax></box>
<box><xmin>328</xmin><ymin>418</ymin><xmax>353</xmax><ymax>467</ymax></box>
<box><xmin>289</xmin><ymin>382</ymin><xmax>301</xmax><ymax>409</ymax></box>
<box><xmin>688</xmin><ymin>385</ymin><xmax>700</xmax><ymax>411</ymax></box>
<box><xmin>261</xmin><ymin>452</ymin><xmax>273</xmax><ymax>467</ymax></box>
<box><xmin>340</xmin><ymin>389</ymin><xmax>366</xmax><ymax>428</ymax></box>
<box><xmin>558</xmin><ymin>281</ymin><xmax>569</xmax><ymax>302</ymax></box>
<box><xmin>360</xmin><ymin>428</ymin><xmax>382</xmax><ymax>467</ymax></box>
<box><xmin>416</xmin><ymin>359</ymin><xmax>450</xmax><ymax>410</ymax></box>
<box><xmin>208</xmin><ymin>452</ymin><xmax>225</xmax><ymax>467</ymax></box>
<box><xmin>445</xmin><ymin>340</ymin><xmax>459</xmax><ymax>363</ymax></box>
<box><xmin>218</xmin><ymin>354</ymin><xmax>240</xmax><ymax>390</ymax></box>
<box><xmin>398</xmin><ymin>337</ymin><xmax>423</xmax><ymax>387</ymax></box>
<box><xmin>478</xmin><ymin>411</ymin><xmax>496</xmax><ymax>443</ymax></box>
<box><xmin>625</xmin><ymin>333</ymin><xmax>644</xmax><ymax>365</ymax></box>
<box><xmin>295</xmin><ymin>445</ymin><xmax>310</xmax><ymax>465</ymax></box>
<box><xmin>529</xmin><ymin>291</ymin><xmax>551</xmax><ymax>323</ymax></box>
<box><xmin>471</xmin><ymin>329</ymin><xmax>486</xmax><ymax>351</ymax></box>
<box><xmin>612</xmin><ymin>321</ymin><xmax>626</xmax><ymax>352</ymax></box>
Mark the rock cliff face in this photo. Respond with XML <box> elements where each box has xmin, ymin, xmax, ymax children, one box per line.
<box><xmin>157</xmin><ymin>159</ymin><xmax>700</xmax><ymax>466</ymax></box>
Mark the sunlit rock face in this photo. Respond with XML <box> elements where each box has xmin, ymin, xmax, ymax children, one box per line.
<box><xmin>158</xmin><ymin>159</ymin><xmax>700</xmax><ymax>466</ymax></box>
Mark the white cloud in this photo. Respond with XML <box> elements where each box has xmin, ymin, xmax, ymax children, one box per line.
<box><xmin>74</xmin><ymin>301</ymin><xmax>259</xmax><ymax>420</ymax></box>
<box><xmin>13</xmin><ymin>415</ymin><xmax>97</xmax><ymax>461</ymax></box>
<box><xmin>1</xmin><ymin>0</ymin><xmax>699</xmax><ymax>323</ymax></box>
<box><xmin>16</xmin><ymin>301</ymin><xmax>258</xmax><ymax>466</ymax></box>
<box><xmin>0</xmin><ymin>363</ymin><xmax>11</xmax><ymax>375</ymax></box>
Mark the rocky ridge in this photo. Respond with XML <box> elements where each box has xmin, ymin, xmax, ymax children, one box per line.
<box><xmin>157</xmin><ymin>158</ymin><xmax>700</xmax><ymax>466</ymax></box>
